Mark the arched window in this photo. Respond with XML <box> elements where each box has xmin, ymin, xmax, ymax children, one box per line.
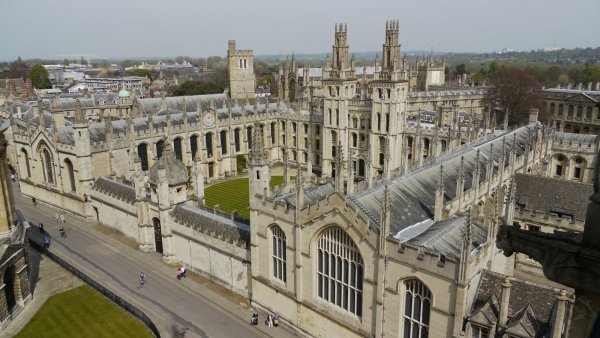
<box><xmin>271</xmin><ymin>225</ymin><xmax>286</xmax><ymax>283</ymax></box>
<box><xmin>64</xmin><ymin>159</ymin><xmax>76</xmax><ymax>192</ymax></box>
<box><xmin>558</xmin><ymin>104</ymin><xmax>564</xmax><ymax>116</ymax></box>
<box><xmin>206</xmin><ymin>132</ymin><xmax>214</xmax><ymax>157</ymax></box>
<box><xmin>173</xmin><ymin>137</ymin><xmax>183</xmax><ymax>160</ymax></box>
<box><xmin>402</xmin><ymin>279</ymin><xmax>432</xmax><ymax>338</ymax></box>
<box><xmin>220</xmin><ymin>130</ymin><xmax>228</xmax><ymax>155</ymax></box>
<box><xmin>328</xmin><ymin>108</ymin><xmax>333</xmax><ymax>125</ymax></box>
<box><xmin>317</xmin><ymin>227</ymin><xmax>363</xmax><ymax>316</ymax></box>
<box><xmin>41</xmin><ymin>148</ymin><xmax>54</xmax><ymax>184</ymax></box>
<box><xmin>155</xmin><ymin>140</ymin><xmax>165</xmax><ymax>159</ymax></box>
<box><xmin>246</xmin><ymin>126</ymin><xmax>253</xmax><ymax>149</ymax></box>
<box><xmin>352</xmin><ymin>133</ymin><xmax>357</xmax><ymax>147</ymax></box>
<box><xmin>553</xmin><ymin>154</ymin><xmax>567</xmax><ymax>177</ymax></box>
<box><xmin>270</xmin><ymin>123</ymin><xmax>276</xmax><ymax>145</ymax></box>
<box><xmin>586</xmin><ymin>106</ymin><xmax>593</xmax><ymax>119</ymax></box>
<box><xmin>19</xmin><ymin>148</ymin><xmax>31</xmax><ymax>178</ymax></box>
<box><xmin>385</xmin><ymin>113</ymin><xmax>390</xmax><ymax>132</ymax></box>
<box><xmin>550</xmin><ymin>103</ymin><xmax>555</xmax><ymax>114</ymax></box>
<box><xmin>570</xmin><ymin>156</ymin><xmax>586</xmax><ymax>181</ymax></box>
<box><xmin>568</xmin><ymin>105</ymin><xmax>574</xmax><ymax>117</ymax></box>
<box><xmin>137</xmin><ymin>143</ymin><xmax>149</xmax><ymax>170</ymax></box>
<box><xmin>190</xmin><ymin>135</ymin><xmax>199</xmax><ymax>161</ymax></box>
<box><xmin>377</xmin><ymin>113</ymin><xmax>381</xmax><ymax>131</ymax></box>
<box><xmin>577</xmin><ymin>106</ymin><xmax>583</xmax><ymax>118</ymax></box>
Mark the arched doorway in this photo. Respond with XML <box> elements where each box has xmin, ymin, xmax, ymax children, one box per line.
<box><xmin>208</xmin><ymin>161</ymin><xmax>215</xmax><ymax>178</ymax></box>
<box><xmin>152</xmin><ymin>217</ymin><xmax>163</xmax><ymax>253</ymax></box>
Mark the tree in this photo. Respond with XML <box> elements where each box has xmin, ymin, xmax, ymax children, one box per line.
<box><xmin>7</xmin><ymin>57</ymin><xmax>29</xmax><ymax>79</ymax></box>
<box><xmin>28</xmin><ymin>64</ymin><xmax>51</xmax><ymax>89</ymax></box>
<box><xmin>126</xmin><ymin>69</ymin><xmax>154</xmax><ymax>81</ymax></box>
<box><xmin>485</xmin><ymin>67</ymin><xmax>544</xmax><ymax>126</ymax></box>
<box><xmin>236</xmin><ymin>154</ymin><xmax>247</xmax><ymax>173</ymax></box>
<box><xmin>455</xmin><ymin>64</ymin><xmax>466</xmax><ymax>78</ymax></box>
<box><xmin>581</xmin><ymin>62</ymin><xmax>600</xmax><ymax>84</ymax></box>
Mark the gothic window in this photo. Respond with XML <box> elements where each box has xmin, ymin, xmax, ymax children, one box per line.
<box><xmin>353</xmin><ymin>118</ymin><xmax>358</xmax><ymax>129</ymax></box>
<box><xmin>64</xmin><ymin>158</ymin><xmax>76</xmax><ymax>192</ymax></box>
<box><xmin>271</xmin><ymin>225</ymin><xmax>286</xmax><ymax>283</ymax></box>
<box><xmin>41</xmin><ymin>148</ymin><xmax>54</xmax><ymax>184</ymax></box>
<box><xmin>19</xmin><ymin>148</ymin><xmax>31</xmax><ymax>178</ymax></box>
<box><xmin>402</xmin><ymin>279</ymin><xmax>432</xmax><ymax>338</ymax></box>
<box><xmin>317</xmin><ymin>227</ymin><xmax>363</xmax><ymax>317</ymax></box>
<box><xmin>270</xmin><ymin>123</ymin><xmax>276</xmax><ymax>145</ymax></box>
<box><xmin>205</xmin><ymin>133</ymin><xmax>214</xmax><ymax>158</ymax></box>
<box><xmin>329</xmin><ymin>109</ymin><xmax>333</xmax><ymax>124</ymax></box>
<box><xmin>385</xmin><ymin>113</ymin><xmax>390</xmax><ymax>132</ymax></box>
<box><xmin>174</xmin><ymin>137</ymin><xmax>183</xmax><ymax>160</ymax></box>
<box><xmin>244</xmin><ymin>59</ymin><xmax>247</xmax><ymax>69</ymax></box>
<box><xmin>155</xmin><ymin>140</ymin><xmax>165</xmax><ymax>159</ymax></box>
<box><xmin>316</xmin><ymin>125</ymin><xmax>320</xmax><ymax>136</ymax></box>
<box><xmin>137</xmin><ymin>143</ymin><xmax>149</xmax><ymax>170</ymax></box>
<box><xmin>304</xmin><ymin>123</ymin><xmax>308</xmax><ymax>134</ymax></box>
<box><xmin>379</xmin><ymin>153</ymin><xmax>385</xmax><ymax>166</ymax></box>
<box><xmin>292</xmin><ymin>122</ymin><xmax>297</xmax><ymax>133</ymax></box>
<box><xmin>246</xmin><ymin>126</ymin><xmax>253</xmax><ymax>149</ymax></box>
<box><xmin>553</xmin><ymin>154</ymin><xmax>566</xmax><ymax>177</ymax></box>
<box><xmin>234</xmin><ymin>129</ymin><xmax>241</xmax><ymax>152</ymax></box>
<box><xmin>558</xmin><ymin>104</ymin><xmax>564</xmax><ymax>116</ymax></box>
<box><xmin>335</xmin><ymin>109</ymin><xmax>339</xmax><ymax>126</ymax></box>
<box><xmin>239</xmin><ymin>59</ymin><xmax>243</xmax><ymax>69</ymax></box>
<box><xmin>377</xmin><ymin>113</ymin><xmax>381</xmax><ymax>131</ymax></box>
<box><xmin>218</xmin><ymin>131</ymin><xmax>227</xmax><ymax>155</ymax></box>
<box><xmin>190</xmin><ymin>135</ymin><xmax>199</xmax><ymax>161</ymax></box>
<box><xmin>471</xmin><ymin>324</ymin><xmax>490</xmax><ymax>338</ymax></box>
<box><xmin>352</xmin><ymin>133</ymin><xmax>357</xmax><ymax>147</ymax></box>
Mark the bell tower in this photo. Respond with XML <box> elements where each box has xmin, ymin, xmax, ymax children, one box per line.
<box><xmin>228</xmin><ymin>40</ymin><xmax>255</xmax><ymax>100</ymax></box>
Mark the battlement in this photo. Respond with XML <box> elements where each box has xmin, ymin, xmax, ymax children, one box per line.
<box><xmin>516</xmin><ymin>209</ymin><xmax>585</xmax><ymax>231</ymax></box>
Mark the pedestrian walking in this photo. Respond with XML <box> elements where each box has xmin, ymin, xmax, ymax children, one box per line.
<box><xmin>139</xmin><ymin>272</ymin><xmax>146</xmax><ymax>286</ymax></box>
<box><xmin>60</xmin><ymin>213</ymin><xmax>65</xmax><ymax>223</ymax></box>
<box><xmin>43</xmin><ymin>236</ymin><xmax>50</xmax><ymax>249</ymax></box>
<box><xmin>32</xmin><ymin>197</ymin><xmax>36</xmax><ymax>206</ymax></box>
<box><xmin>59</xmin><ymin>226</ymin><xmax>66</xmax><ymax>238</ymax></box>
<box><xmin>180</xmin><ymin>266</ymin><xmax>186</xmax><ymax>278</ymax></box>
<box><xmin>54</xmin><ymin>213</ymin><xmax>59</xmax><ymax>223</ymax></box>
<box><xmin>39</xmin><ymin>222</ymin><xmax>44</xmax><ymax>233</ymax></box>
<box><xmin>10</xmin><ymin>173</ymin><xmax>15</xmax><ymax>182</ymax></box>
<box><xmin>267</xmin><ymin>314</ymin><xmax>273</xmax><ymax>327</ymax></box>
<box><xmin>273</xmin><ymin>313</ymin><xmax>280</xmax><ymax>327</ymax></box>
<box><xmin>176</xmin><ymin>268</ymin><xmax>182</xmax><ymax>281</ymax></box>
<box><xmin>250</xmin><ymin>313</ymin><xmax>258</xmax><ymax>326</ymax></box>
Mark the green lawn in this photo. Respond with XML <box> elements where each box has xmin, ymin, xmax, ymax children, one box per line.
<box><xmin>205</xmin><ymin>176</ymin><xmax>292</xmax><ymax>219</ymax></box>
<box><xmin>16</xmin><ymin>285</ymin><xmax>153</xmax><ymax>338</ymax></box>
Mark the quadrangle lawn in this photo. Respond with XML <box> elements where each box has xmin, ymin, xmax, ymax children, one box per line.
<box><xmin>204</xmin><ymin>175</ymin><xmax>292</xmax><ymax>219</ymax></box>
<box><xmin>15</xmin><ymin>285</ymin><xmax>153</xmax><ymax>338</ymax></box>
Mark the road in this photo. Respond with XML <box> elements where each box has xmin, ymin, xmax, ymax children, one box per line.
<box><xmin>16</xmin><ymin>188</ymin><xmax>293</xmax><ymax>338</ymax></box>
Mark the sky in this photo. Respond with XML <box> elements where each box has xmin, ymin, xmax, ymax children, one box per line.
<box><xmin>1</xmin><ymin>0</ymin><xmax>599</xmax><ymax>61</ymax></box>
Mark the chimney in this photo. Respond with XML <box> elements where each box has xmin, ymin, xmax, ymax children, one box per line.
<box><xmin>498</xmin><ymin>276</ymin><xmax>512</xmax><ymax>329</ymax></box>
<box><xmin>551</xmin><ymin>289</ymin><xmax>569</xmax><ymax>338</ymax></box>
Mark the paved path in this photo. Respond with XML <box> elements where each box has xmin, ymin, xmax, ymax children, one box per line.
<box><xmin>16</xmin><ymin>189</ymin><xmax>297</xmax><ymax>338</ymax></box>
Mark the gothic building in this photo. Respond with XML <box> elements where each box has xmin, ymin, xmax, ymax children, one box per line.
<box><xmin>0</xmin><ymin>20</ymin><xmax>592</xmax><ymax>338</ymax></box>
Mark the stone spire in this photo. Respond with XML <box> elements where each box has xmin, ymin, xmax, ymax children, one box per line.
<box><xmin>473</xmin><ymin>149</ymin><xmax>481</xmax><ymax>192</ymax></box>
<box><xmin>434</xmin><ymin>165</ymin><xmax>445</xmax><ymax>221</ymax></box>
<box><xmin>456</xmin><ymin>156</ymin><xmax>465</xmax><ymax>201</ymax></box>
<box><xmin>504</xmin><ymin>177</ymin><xmax>517</xmax><ymax>226</ymax></box>
<box><xmin>458</xmin><ymin>208</ymin><xmax>473</xmax><ymax>283</ymax></box>
<box><xmin>384</xmin><ymin>137</ymin><xmax>391</xmax><ymax>180</ymax></box>
<box><xmin>74</xmin><ymin>99</ymin><xmax>86</xmax><ymax>125</ymax></box>
<box><xmin>486</xmin><ymin>143</ymin><xmax>494</xmax><ymax>182</ymax></box>
<box><xmin>379</xmin><ymin>184</ymin><xmax>390</xmax><ymax>254</ymax></box>
<box><xmin>295</xmin><ymin>165</ymin><xmax>304</xmax><ymax>209</ymax></box>
<box><xmin>347</xmin><ymin>149</ymin><xmax>355</xmax><ymax>194</ymax></box>
<box><xmin>334</xmin><ymin>142</ymin><xmax>344</xmax><ymax>192</ymax></box>
<box><xmin>249</xmin><ymin>122</ymin><xmax>268</xmax><ymax>166</ymax></box>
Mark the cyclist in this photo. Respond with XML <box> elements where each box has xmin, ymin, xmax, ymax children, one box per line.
<box><xmin>139</xmin><ymin>272</ymin><xmax>146</xmax><ymax>286</ymax></box>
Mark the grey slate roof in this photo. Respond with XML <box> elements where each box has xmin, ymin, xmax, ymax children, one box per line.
<box><xmin>352</xmin><ymin>126</ymin><xmax>532</xmax><ymax>235</ymax></box>
<box><xmin>401</xmin><ymin>217</ymin><xmax>486</xmax><ymax>259</ymax></box>
<box><xmin>514</xmin><ymin>173</ymin><xmax>593</xmax><ymax>220</ymax></box>
<box><xmin>147</xmin><ymin>143</ymin><xmax>188</xmax><ymax>186</ymax></box>
<box><xmin>170</xmin><ymin>204</ymin><xmax>249</xmax><ymax>246</ymax></box>
<box><xmin>274</xmin><ymin>183</ymin><xmax>335</xmax><ymax>207</ymax></box>
<box><xmin>553</xmin><ymin>131</ymin><xmax>597</xmax><ymax>146</ymax></box>
<box><xmin>93</xmin><ymin>177</ymin><xmax>136</xmax><ymax>204</ymax></box>
<box><xmin>470</xmin><ymin>270</ymin><xmax>569</xmax><ymax>337</ymax></box>
<box><xmin>138</xmin><ymin>94</ymin><xmax>229</xmax><ymax>114</ymax></box>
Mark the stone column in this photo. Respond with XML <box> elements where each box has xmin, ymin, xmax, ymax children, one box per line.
<box><xmin>551</xmin><ymin>289</ymin><xmax>569</xmax><ymax>338</ymax></box>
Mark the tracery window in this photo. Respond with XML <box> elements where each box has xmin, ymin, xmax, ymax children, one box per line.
<box><xmin>41</xmin><ymin>148</ymin><xmax>54</xmax><ymax>184</ymax></box>
<box><xmin>402</xmin><ymin>279</ymin><xmax>432</xmax><ymax>338</ymax></box>
<box><xmin>271</xmin><ymin>225</ymin><xmax>286</xmax><ymax>283</ymax></box>
<box><xmin>317</xmin><ymin>227</ymin><xmax>363</xmax><ymax>316</ymax></box>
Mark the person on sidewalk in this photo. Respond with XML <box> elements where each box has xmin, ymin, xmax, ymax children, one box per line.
<box><xmin>267</xmin><ymin>314</ymin><xmax>273</xmax><ymax>327</ymax></box>
<box><xmin>250</xmin><ymin>313</ymin><xmax>258</xmax><ymax>326</ymax></box>
<box><xmin>54</xmin><ymin>213</ymin><xmax>59</xmax><ymax>223</ymax></box>
<box><xmin>32</xmin><ymin>197</ymin><xmax>36</xmax><ymax>206</ymax></box>
<box><xmin>180</xmin><ymin>266</ymin><xmax>186</xmax><ymax>279</ymax></box>
<box><xmin>176</xmin><ymin>268</ymin><xmax>182</xmax><ymax>281</ymax></box>
<box><xmin>139</xmin><ymin>272</ymin><xmax>146</xmax><ymax>286</ymax></box>
<box><xmin>43</xmin><ymin>236</ymin><xmax>50</xmax><ymax>249</ymax></box>
<box><xmin>273</xmin><ymin>313</ymin><xmax>280</xmax><ymax>327</ymax></box>
<box><xmin>60</xmin><ymin>213</ymin><xmax>65</xmax><ymax>223</ymax></box>
<box><xmin>59</xmin><ymin>226</ymin><xmax>66</xmax><ymax>238</ymax></box>
<box><xmin>39</xmin><ymin>222</ymin><xmax>44</xmax><ymax>233</ymax></box>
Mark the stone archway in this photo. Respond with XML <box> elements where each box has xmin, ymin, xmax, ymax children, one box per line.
<box><xmin>208</xmin><ymin>162</ymin><xmax>215</xmax><ymax>178</ymax></box>
<box><xmin>152</xmin><ymin>217</ymin><xmax>163</xmax><ymax>254</ymax></box>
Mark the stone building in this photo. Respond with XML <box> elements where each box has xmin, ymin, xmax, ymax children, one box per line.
<box><xmin>228</xmin><ymin>40</ymin><xmax>255</xmax><ymax>100</ymax></box>
<box><xmin>544</xmin><ymin>83</ymin><xmax>600</xmax><ymax>134</ymax></box>
<box><xmin>0</xmin><ymin>121</ymin><xmax>32</xmax><ymax>331</ymax></box>
<box><xmin>0</xmin><ymin>21</ymin><xmax>590</xmax><ymax>338</ymax></box>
